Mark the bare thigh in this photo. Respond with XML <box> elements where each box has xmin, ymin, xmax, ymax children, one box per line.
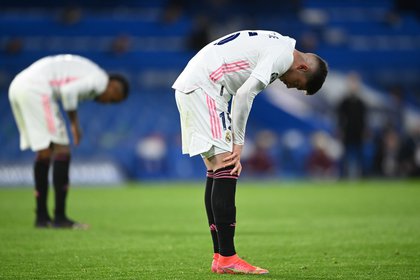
<box><xmin>36</xmin><ymin>143</ymin><xmax>70</xmax><ymax>160</ymax></box>
<box><xmin>203</xmin><ymin>152</ymin><xmax>230</xmax><ymax>171</ymax></box>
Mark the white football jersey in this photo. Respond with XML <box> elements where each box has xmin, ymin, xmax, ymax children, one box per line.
<box><xmin>13</xmin><ymin>54</ymin><xmax>108</xmax><ymax>111</ymax></box>
<box><xmin>172</xmin><ymin>30</ymin><xmax>295</xmax><ymax>102</ymax></box>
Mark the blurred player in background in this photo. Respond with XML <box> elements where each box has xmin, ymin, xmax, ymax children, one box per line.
<box><xmin>8</xmin><ymin>54</ymin><xmax>129</xmax><ymax>229</ymax></box>
<box><xmin>173</xmin><ymin>30</ymin><xmax>328</xmax><ymax>274</ymax></box>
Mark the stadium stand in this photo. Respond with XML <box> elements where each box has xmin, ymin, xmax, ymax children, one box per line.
<box><xmin>0</xmin><ymin>0</ymin><xmax>419</xmax><ymax>182</ymax></box>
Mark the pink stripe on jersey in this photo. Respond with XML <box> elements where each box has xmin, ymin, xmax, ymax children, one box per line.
<box><xmin>210</xmin><ymin>61</ymin><xmax>249</xmax><ymax>80</ymax></box>
<box><xmin>206</xmin><ymin>95</ymin><xmax>221</xmax><ymax>139</ymax></box>
<box><xmin>49</xmin><ymin>77</ymin><xmax>79</xmax><ymax>87</ymax></box>
<box><xmin>42</xmin><ymin>95</ymin><xmax>55</xmax><ymax>133</ymax></box>
<box><xmin>209</xmin><ymin>60</ymin><xmax>250</xmax><ymax>82</ymax></box>
<box><xmin>211</xmin><ymin>63</ymin><xmax>249</xmax><ymax>81</ymax></box>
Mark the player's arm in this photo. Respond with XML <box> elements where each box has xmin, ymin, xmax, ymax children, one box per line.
<box><xmin>60</xmin><ymin>80</ymin><xmax>91</xmax><ymax>146</ymax></box>
<box><xmin>67</xmin><ymin>110</ymin><xmax>82</xmax><ymax>145</ymax></box>
<box><xmin>223</xmin><ymin>76</ymin><xmax>265</xmax><ymax>175</ymax></box>
<box><xmin>231</xmin><ymin>76</ymin><xmax>265</xmax><ymax>145</ymax></box>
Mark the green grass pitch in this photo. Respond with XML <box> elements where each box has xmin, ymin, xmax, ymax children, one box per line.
<box><xmin>1</xmin><ymin>180</ymin><xmax>419</xmax><ymax>280</ymax></box>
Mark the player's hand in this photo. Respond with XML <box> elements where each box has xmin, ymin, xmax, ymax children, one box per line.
<box><xmin>223</xmin><ymin>144</ymin><xmax>243</xmax><ymax>176</ymax></box>
<box><xmin>70</xmin><ymin>123</ymin><xmax>82</xmax><ymax>146</ymax></box>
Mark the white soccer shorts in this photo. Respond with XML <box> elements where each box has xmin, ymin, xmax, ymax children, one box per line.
<box><xmin>8</xmin><ymin>80</ymin><xmax>69</xmax><ymax>151</ymax></box>
<box><xmin>175</xmin><ymin>88</ymin><xmax>233</xmax><ymax>158</ymax></box>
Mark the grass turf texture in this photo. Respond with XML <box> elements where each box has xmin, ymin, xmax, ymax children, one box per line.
<box><xmin>0</xmin><ymin>180</ymin><xmax>419</xmax><ymax>280</ymax></box>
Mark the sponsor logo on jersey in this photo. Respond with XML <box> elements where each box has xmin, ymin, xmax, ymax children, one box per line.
<box><xmin>270</xmin><ymin>73</ymin><xmax>279</xmax><ymax>84</ymax></box>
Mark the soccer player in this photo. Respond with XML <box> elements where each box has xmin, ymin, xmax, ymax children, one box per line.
<box><xmin>8</xmin><ymin>54</ymin><xmax>129</xmax><ymax>229</ymax></box>
<box><xmin>173</xmin><ymin>30</ymin><xmax>328</xmax><ymax>274</ymax></box>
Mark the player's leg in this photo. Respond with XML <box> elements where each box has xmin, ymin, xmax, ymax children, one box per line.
<box><xmin>9</xmin><ymin>86</ymin><xmax>54</xmax><ymax>227</ymax></box>
<box><xmin>176</xmin><ymin>89</ymin><xmax>267</xmax><ymax>273</ymax></box>
<box><xmin>51</xmin><ymin>143</ymin><xmax>88</xmax><ymax>229</ymax></box>
<box><xmin>34</xmin><ymin>147</ymin><xmax>53</xmax><ymax>227</ymax></box>
<box><xmin>204</xmin><ymin>153</ymin><xmax>237</xmax><ymax>258</ymax></box>
<box><xmin>204</xmin><ymin>153</ymin><xmax>268</xmax><ymax>274</ymax></box>
<box><xmin>203</xmin><ymin>161</ymin><xmax>219</xmax><ymax>272</ymax></box>
<box><xmin>51</xmin><ymin>144</ymin><xmax>71</xmax><ymax>225</ymax></box>
<box><xmin>176</xmin><ymin>89</ymin><xmax>221</xmax><ymax>270</ymax></box>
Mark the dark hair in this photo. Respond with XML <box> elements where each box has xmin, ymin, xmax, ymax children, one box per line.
<box><xmin>306</xmin><ymin>55</ymin><xmax>328</xmax><ymax>95</ymax></box>
<box><xmin>109</xmin><ymin>73</ymin><xmax>130</xmax><ymax>99</ymax></box>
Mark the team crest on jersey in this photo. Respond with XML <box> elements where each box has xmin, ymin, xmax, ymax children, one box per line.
<box><xmin>270</xmin><ymin>73</ymin><xmax>279</xmax><ymax>84</ymax></box>
<box><xmin>225</xmin><ymin>131</ymin><xmax>232</xmax><ymax>143</ymax></box>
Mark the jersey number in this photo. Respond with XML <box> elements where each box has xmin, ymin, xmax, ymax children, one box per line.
<box><xmin>219</xmin><ymin>112</ymin><xmax>231</xmax><ymax>131</ymax></box>
<box><xmin>214</xmin><ymin>32</ymin><xmax>259</xmax><ymax>45</ymax></box>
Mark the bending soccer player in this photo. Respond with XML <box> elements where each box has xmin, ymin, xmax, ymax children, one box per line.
<box><xmin>173</xmin><ymin>30</ymin><xmax>328</xmax><ymax>274</ymax></box>
<box><xmin>9</xmin><ymin>54</ymin><xmax>129</xmax><ymax>229</ymax></box>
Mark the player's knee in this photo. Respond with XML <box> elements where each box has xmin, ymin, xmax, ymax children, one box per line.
<box><xmin>52</xmin><ymin>144</ymin><xmax>71</xmax><ymax>157</ymax></box>
<box><xmin>36</xmin><ymin>148</ymin><xmax>52</xmax><ymax>160</ymax></box>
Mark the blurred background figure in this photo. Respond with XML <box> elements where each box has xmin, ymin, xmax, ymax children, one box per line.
<box><xmin>57</xmin><ymin>5</ymin><xmax>83</xmax><ymax>26</ymax></box>
<box><xmin>109</xmin><ymin>34</ymin><xmax>132</xmax><ymax>57</ymax></box>
<box><xmin>161</xmin><ymin>0</ymin><xmax>187</xmax><ymax>24</ymax></box>
<box><xmin>8</xmin><ymin>54</ymin><xmax>129</xmax><ymax>227</ymax></box>
<box><xmin>373</xmin><ymin>126</ymin><xmax>400</xmax><ymax>177</ymax></box>
<box><xmin>386</xmin><ymin>85</ymin><xmax>405</xmax><ymax>134</ymax></box>
<box><xmin>186</xmin><ymin>15</ymin><xmax>211</xmax><ymax>52</ymax></box>
<box><xmin>306</xmin><ymin>131</ymin><xmax>339</xmax><ymax>180</ymax></box>
<box><xmin>374</xmin><ymin>122</ymin><xmax>420</xmax><ymax>178</ymax></box>
<box><xmin>135</xmin><ymin>134</ymin><xmax>168</xmax><ymax>179</ymax></box>
<box><xmin>3</xmin><ymin>37</ymin><xmax>24</xmax><ymax>55</ymax></box>
<box><xmin>243</xmin><ymin>130</ymin><xmax>277</xmax><ymax>176</ymax></box>
<box><xmin>336</xmin><ymin>72</ymin><xmax>368</xmax><ymax>179</ymax></box>
<box><xmin>384</xmin><ymin>0</ymin><xmax>419</xmax><ymax>27</ymax></box>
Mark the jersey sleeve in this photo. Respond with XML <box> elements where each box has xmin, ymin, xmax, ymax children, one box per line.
<box><xmin>251</xmin><ymin>44</ymin><xmax>294</xmax><ymax>86</ymax></box>
<box><xmin>60</xmin><ymin>70</ymin><xmax>108</xmax><ymax>111</ymax></box>
<box><xmin>231</xmin><ymin>76</ymin><xmax>266</xmax><ymax>145</ymax></box>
